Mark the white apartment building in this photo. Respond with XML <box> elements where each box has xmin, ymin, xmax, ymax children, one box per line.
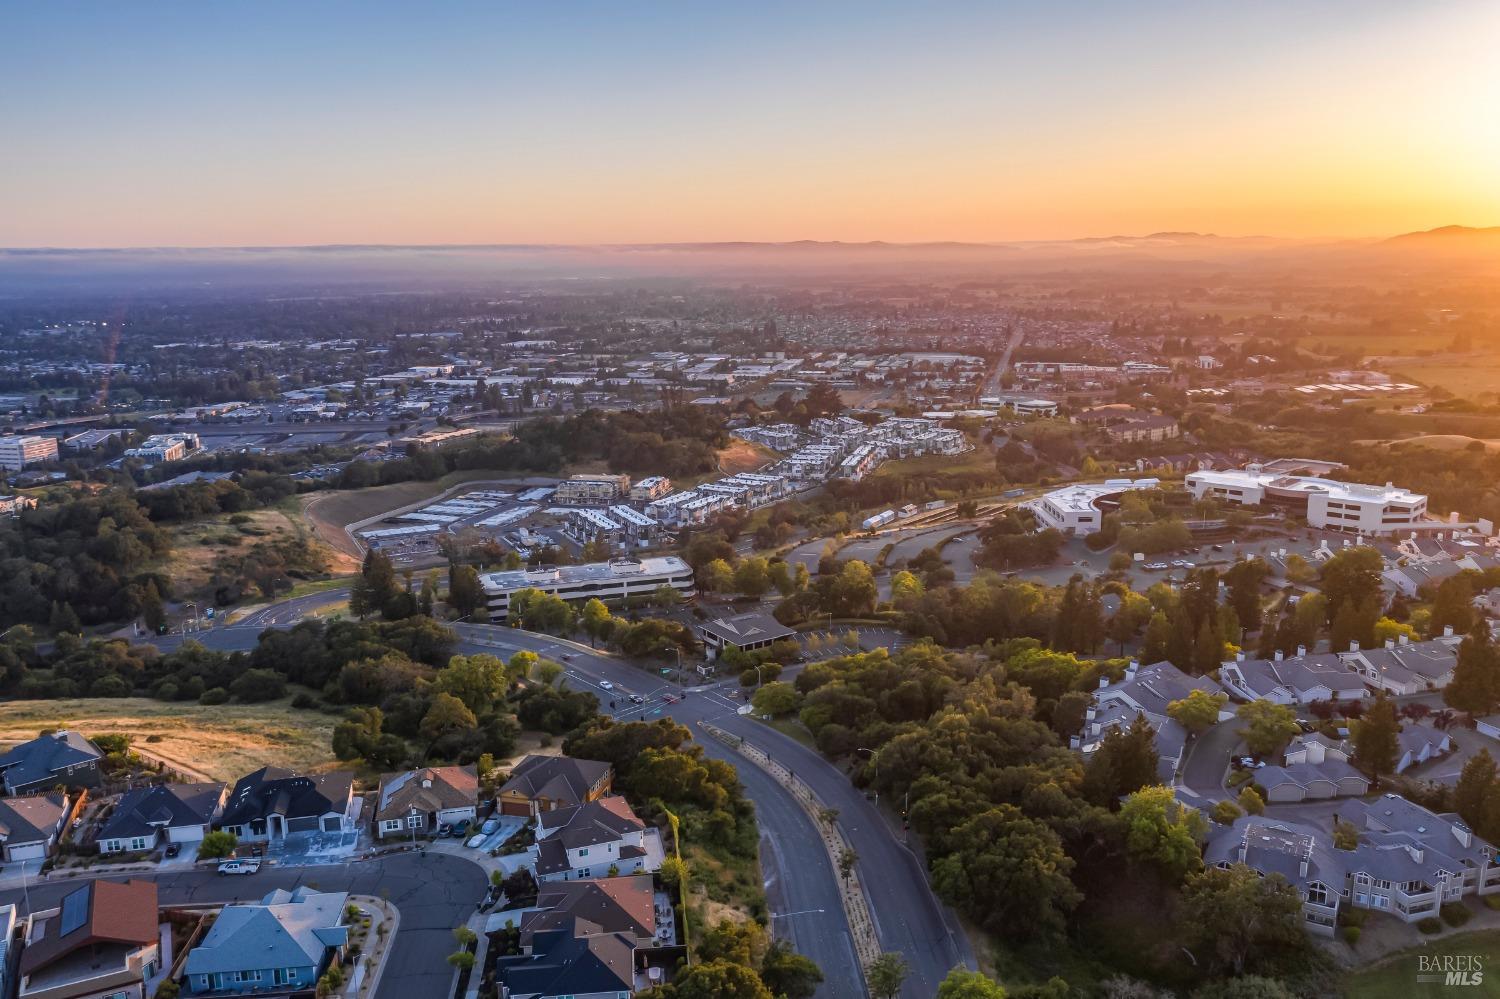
<box><xmin>0</xmin><ymin>435</ymin><xmax>58</xmax><ymax>471</ymax></box>
<box><xmin>1185</xmin><ymin>465</ymin><xmax>1428</xmax><ymax>534</ymax></box>
<box><xmin>479</xmin><ymin>556</ymin><xmax>695</xmax><ymax>621</ymax></box>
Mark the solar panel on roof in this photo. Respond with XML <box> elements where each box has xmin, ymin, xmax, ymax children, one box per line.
<box><xmin>59</xmin><ymin>885</ymin><xmax>90</xmax><ymax>937</ymax></box>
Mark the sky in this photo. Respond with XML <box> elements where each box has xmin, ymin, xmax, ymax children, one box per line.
<box><xmin>2</xmin><ymin>0</ymin><xmax>1497</xmax><ymax>247</ymax></box>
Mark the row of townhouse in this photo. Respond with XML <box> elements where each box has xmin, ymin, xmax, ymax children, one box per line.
<box><xmin>1218</xmin><ymin>632</ymin><xmax>1462</xmax><ymax>705</ymax></box>
<box><xmin>1205</xmin><ymin>795</ymin><xmax>1500</xmax><ymax>936</ymax></box>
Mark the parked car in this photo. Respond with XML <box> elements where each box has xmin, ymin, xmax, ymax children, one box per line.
<box><xmin>438</xmin><ymin>823</ymin><xmax>453</xmax><ymax>837</ymax></box>
<box><xmin>480</xmin><ymin>817</ymin><xmax>500</xmax><ymax>836</ymax></box>
<box><xmin>165</xmin><ymin>842</ymin><xmax>182</xmax><ymax>859</ymax></box>
<box><xmin>452</xmin><ymin>819</ymin><xmax>471</xmax><ymax>838</ymax></box>
<box><xmin>218</xmin><ymin>860</ymin><xmax>260</xmax><ymax>876</ymax></box>
<box><xmin>466</xmin><ymin>833</ymin><xmax>487</xmax><ymax>849</ymax></box>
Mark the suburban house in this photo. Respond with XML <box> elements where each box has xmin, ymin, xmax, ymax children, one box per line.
<box><xmin>17</xmin><ymin>880</ymin><xmax>162</xmax><ymax>999</ymax></box>
<box><xmin>1394</xmin><ymin>725</ymin><xmax>1454</xmax><ymax>775</ymax></box>
<box><xmin>698</xmin><ymin>612</ymin><xmax>797</xmax><ymax>661</ymax></box>
<box><xmin>1074</xmin><ymin>660</ymin><xmax>1233</xmax><ymax>784</ymax></box>
<box><xmin>1260</xmin><ymin>733</ymin><xmax>1372</xmax><ymax>802</ymax></box>
<box><xmin>373</xmin><ymin>765</ymin><xmax>477</xmax><ymax>840</ymax></box>
<box><xmin>0</xmin><ymin>732</ymin><xmax>103</xmax><ymax>796</ymax></box>
<box><xmin>1205</xmin><ymin>794</ymin><xmax>1500</xmax><ymax>937</ymax></box>
<box><xmin>1337</xmin><ymin>635</ymin><xmax>1459</xmax><ymax>695</ymax></box>
<box><xmin>96</xmin><ymin>782</ymin><xmax>227</xmax><ymax>855</ymax></box>
<box><xmin>1218</xmin><ymin>650</ymin><xmax>1368</xmax><ymax>705</ymax></box>
<box><xmin>531</xmin><ymin>795</ymin><xmax>664</xmax><ymax>883</ymax></box>
<box><xmin>494</xmin><ymin>876</ymin><xmax>662</xmax><ymax>999</ymax></box>
<box><xmin>498</xmin><ymin>756</ymin><xmax>613</xmax><ymax>817</ymax></box>
<box><xmin>217</xmin><ymin>768</ymin><xmax>357</xmax><ymax>843</ymax></box>
<box><xmin>182</xmin><ymin>887</ymin><xmax>349</xmax><ymax>995</ymax></box>
<box><xmin>0</xmin><ymin>792</ymin><xmax>71</xmax><ymax>862</ymax></box>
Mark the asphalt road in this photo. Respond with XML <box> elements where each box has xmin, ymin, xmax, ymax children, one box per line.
<box><xmin>452</xmin><ymin>623</ymin><xmax>975</xmax><ymax>997</ymax></box>
<box><xmin>0</xmin><ymin>852</ymin><xmax>486</xmax><ymax>999</ymax></box>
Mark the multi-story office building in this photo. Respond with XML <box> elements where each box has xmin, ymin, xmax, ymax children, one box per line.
<box><xmin>0</xmin><ymin>435</ymin><xmax>58</xmax><ymax>471</ymax></box>
<box><xmin>479</xmin><ymin>556</ymin><xmax>695</xmax><ymax>621</ymax></box>
<box><xmin>1185</xmin><ymin>465</ymin><xmax>1427</xmax><ymax>534</ymax></box>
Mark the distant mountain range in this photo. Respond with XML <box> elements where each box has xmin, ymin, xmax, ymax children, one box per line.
<box><xmin>0</xmin><ymin>225</ymin><xmax>1494</xmax><ymax>294</ymax></box>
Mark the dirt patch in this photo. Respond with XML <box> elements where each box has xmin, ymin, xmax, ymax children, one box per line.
<box><xmin>0</xmin><ymin>697</ymin><xmax>338</xmax><ymax>782</ymax></box>
<box><xmin>717</xmin><ymin>438</ymin><xmax>778</xmax><ymax>475</ymax></box>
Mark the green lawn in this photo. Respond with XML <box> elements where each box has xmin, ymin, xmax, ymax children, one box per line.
<box><xmin>1341</xmin><ymin>930</ymin><xmax>1500</xmax><ymax>998</ymax></box>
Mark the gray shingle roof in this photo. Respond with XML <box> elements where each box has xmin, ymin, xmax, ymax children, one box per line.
<box><xmin>0</xmin><ymin>731</ymin><xmax>101</xmax><ymax>789</ymax></box>
<box><xmin>96</xmin><ymin>782</ymin><xmax>225</xmax><ymax>842</ymax></box>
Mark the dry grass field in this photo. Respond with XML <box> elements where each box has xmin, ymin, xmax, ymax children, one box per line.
<box><xmin>165</xmin><ymin>503</ymin><xmax>351</xmax><ymax>591</ymax></box>
<box><xmin>717</xmin><ymin>437</ymin><xmax>778</xmax><ymax>474</ymax></box>
<box><xmin>0</xmin><ymin>698</ymin><xmax>337</xmax><ymax>782</ymax></box>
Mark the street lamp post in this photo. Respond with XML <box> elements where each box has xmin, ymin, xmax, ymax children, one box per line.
<box><xmin>663</xmin><ymin>645</ymin><xmax>683</xmax><ymax>687</ymax></box>
<box><xmin>855</xmin><ymin>747</ymin><xmax>879</xmax><ymax>804</ymax></box>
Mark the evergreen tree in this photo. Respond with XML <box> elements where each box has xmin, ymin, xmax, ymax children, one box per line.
<box><xmin>1329</xmin><ymin>599</ymin><xmax>1359</xmax><ymax>655</ymax></box>
<box><xmin>1141</xmin><ymin>611</ymin><xmax>1171</xmax><ymax>664</ymax></box>
<box><xmin>1193</xmin><ymin>618</ymin><xmax>1222</xmax><ymax>675</ymax></box>
<box><xmin>49</xmin><ymin>600</ymin><xmax>82</xmax><ymax>635</ymax></box>
<box><xmin>1446</xmin><ymin>621</ymin><xmax>1500</xmax><ymax>714</ymax></box>
<box><xmin>1352</xmin><ymin>693</ymin><xmax>1400</xmax><ymax>781</ymax></box>
<box><xmin>1455</xmin><ymin>749</ymin><xmax>1496</xmax><ymax>830</ymax></box>
<box><xmin>140</xmin><ymin>581</ymin><xmax>166</xmax><ymax>634</ymax></box>
<box><xmin>1083</xmin><ymin>714</ymin><xmax>1160</xmax><ymax>805</ymax></box>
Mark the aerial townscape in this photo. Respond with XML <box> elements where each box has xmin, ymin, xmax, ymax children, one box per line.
<box><xmin>3</xmin><ymin>4</ymin><xmax>1500</xmax><ymax>999</ymax></box>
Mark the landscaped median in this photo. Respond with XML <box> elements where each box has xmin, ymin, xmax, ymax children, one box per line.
<box><xmin>699</xmin><ymin>721</ymin><xmax>879</xmax><ymax>994</ymax></box>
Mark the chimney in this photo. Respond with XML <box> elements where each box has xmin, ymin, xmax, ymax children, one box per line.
<box><xmin>1444</xmin><ymin>625</ymin><xmax>1454</xmax><ymax>638</ymax></box>
<box><xmin>1098</xmin><ymin>675</ymin><xmax>1109</xmax><ymax>690</ymax></box>
<box><xmin>1349</xmin><ymin>641</ymin><xmax>1360</xmax><ymax>653</ymax></box>
<box><xmin>1299</xmin><ymin>844</ymin><xmax>1310</xmax><ymax>878</ymax></box>
<box><xmin>1274</xmin><ymin>650</ymin><xmax>1284</xmax><ymax>662</ymax></box>
<box><xmin>421</xmin><ymin>778</ymin><xmax>432</xmax><ymax>788</ymax></box>
<box><xmin>1399</xmin><ymin>633</ymin><xmax>1410</xmax><ymax>646</ymax></box>
<box><xmin>1296</xmin><ymin>644</ymin><xmax>1307</xmax><ymax>658</ymax></box>
<box><xmin>1236</xmin><ymin>651</ymin><xmax>1246</xmax><ymax>662</ymax></box>
<box><xmin>1385</xmin><ymin>638</ymin><xmax>1396</xmax><ymax>650</ymax></box>
<box><xmin>1126</xmin><ymin>661</ymin><xmax>1139</xmax><ymax>678</ymax></box>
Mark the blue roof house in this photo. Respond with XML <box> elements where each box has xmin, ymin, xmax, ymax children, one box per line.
<box><xmin>182</xmin><ymin>887</ymin><xmax>348</xmax><ymax>995</ymax></box>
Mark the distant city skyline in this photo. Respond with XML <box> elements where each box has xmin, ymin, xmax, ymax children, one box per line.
<box><xmin>2</xmin><ymin>0</ymin><xmax>1497</xmax><ymax>247</ymax></box>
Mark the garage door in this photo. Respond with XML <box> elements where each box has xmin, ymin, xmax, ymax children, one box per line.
<box><xmin>7</xmin><ymin>842</ymin><xmax>46</xmax><ymax>861</ymax></box>
<box><xmin>500</xmin><ymin>800</ymin><xmax>530</xmax><ymax>816</ymax></box>
<box><xmin>322</xmin><ymin>816</ymin><xmax>343</xmax><ymax>833</ymax></box>
<box><xmin>287</xmin><ymin>816</ymin><xmax>319</xmax><ymax>833</ymax></box>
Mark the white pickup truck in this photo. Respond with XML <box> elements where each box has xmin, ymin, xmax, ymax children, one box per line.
<box><xmin>218</xmin><ymin>859</ymin><xmax>260</xmax><ymax>876</ymax></box>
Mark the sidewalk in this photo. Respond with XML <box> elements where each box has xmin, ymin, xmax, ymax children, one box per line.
<box><xmin>344</xmin><ymin>894</ymin><xmax>400</xmax><ymax>999</ymax></box>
